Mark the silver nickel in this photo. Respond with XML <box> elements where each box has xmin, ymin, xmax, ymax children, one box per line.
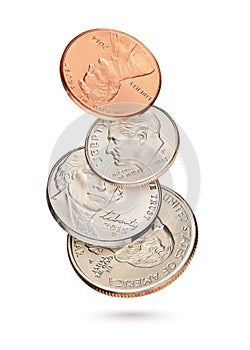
<box><xmin>85</xmin><ymin>106</ymin><xmax>179</xmax><ymax>186</ymax></box>
<box><xmin>67</xmin><ymin>186</ymin><xmax>198</xmax><ymax>297</ymax></box>
<box><xmin>47</xmin><ymin>147</ymin><xmax>161</xmax><ymax>248</ymax></box>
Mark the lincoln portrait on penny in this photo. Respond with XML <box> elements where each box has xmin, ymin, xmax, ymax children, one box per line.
<box><xmin>78</xmin><ymin>32</ymin><xmax>155</xmax><ymax>106</ymax></box>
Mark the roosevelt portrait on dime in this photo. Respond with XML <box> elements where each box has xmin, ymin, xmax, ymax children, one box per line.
<box><xmin>105</xmin><ymin>111</ymin><xmax>165</xmax><ymax>172</ymax></box>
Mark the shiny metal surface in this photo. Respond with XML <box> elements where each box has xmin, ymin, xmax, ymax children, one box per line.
<box><xmin>85</xmin><ymin>106</ymin><xmax>179</xmax><ymax>186</ymax></box>
<box><xmin>67</xmin><ymin>186</ymin><xmax>198</xmax><ymax>297</ymax></box>
<box><xmin>60</xmin><ymin>28</ymin><xmax>161</xmax><ymax>119</ymax></box>
<box><xmin>47</xmin><ymin>147</ymin><xmax>161</xmax><ymax>248</ymax></box>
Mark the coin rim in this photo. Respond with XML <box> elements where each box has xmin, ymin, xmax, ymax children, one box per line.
<box><xmin>66</xmin><ymin>185</ymin><xmax>198</xmax><ymax>297</ymax></box>
<box><xmin>85</xmin><ymin>106</ymin><xmax>180</xmax><ymax>187</ymax></box>
<box><xmin>60</xmin><ymin>28</ymin><xmax>162</xmax><ymax>120</ymax></box>
<box><xmin>46</xmin><ymin>146</ymin><xmax>162</xmax><ymax>247</ymax></box>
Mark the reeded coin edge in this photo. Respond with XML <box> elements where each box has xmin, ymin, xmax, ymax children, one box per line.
<box><xmin>59</xmin><ymin>28</ymin><xmax>161</xmax><ymax>119</ymax></box>
<box><xmin>47</xmin><ymin>147</ymin><xmax>162</xmax><ymax>247</ymax></box>
<box><xmin>84</xmin><ymin>106</ymin><xmax>180</xmax><ymax>187</ymax></box>
<box><xmin>66</xmin><ymin>186</ymin><xmax>198</xmax><ymax>297</ymax></box>
<box><xmin>66</xmin><ymin>232</ymin><xmax>198</xmax><ymax>298</ymax></box>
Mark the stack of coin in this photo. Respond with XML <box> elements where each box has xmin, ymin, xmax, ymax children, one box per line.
<box><xmin>47</xmin><ymin>29</ymin><xmax>198</xmax><ymax>297</ymax></box>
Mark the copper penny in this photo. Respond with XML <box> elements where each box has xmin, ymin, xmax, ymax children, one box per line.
<box><xmin>60</xmin><ymin>28</ymin><xmax>161</xmax><ymax>120</ymax></box>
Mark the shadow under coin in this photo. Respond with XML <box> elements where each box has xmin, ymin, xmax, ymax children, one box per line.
<box><xmin>90</xmin><ymin>310</ymin><xmax>178</xmax><ymax>322</ymax></box>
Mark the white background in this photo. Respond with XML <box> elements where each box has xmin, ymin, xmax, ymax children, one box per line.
<box><xmin>1</xmin><ymin>1</ymin><xmax>249</xmax><ymax>349</ymax></box>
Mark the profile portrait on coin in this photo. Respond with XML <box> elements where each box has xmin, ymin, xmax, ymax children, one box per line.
<box><xmin>78</xmin><ymin>32</ymin><xmax>155</xmax><ymax>106</ymax></box>
<box><xmin>115</xmin><ymin>217</ymin><xmax>174</xmax><ymax>268</ymax></box>
<box><xmin>105</xmin><ymin>111</ymin><xmax>165</xmax><ymax>171</ymax></box>
<box><xmin>50</xmin><ymin>149</ymin><xmax>123</xmax><ymax>235</ymax></box>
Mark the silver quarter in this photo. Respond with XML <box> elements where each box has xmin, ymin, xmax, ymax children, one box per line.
<box><xmin>47</xmin><ymin>147</ymin><xmax>161</xmax><ymax>248</ymax></box>
<box><xmin>85</xmin><ymin>106</ymin><xmax>179</xmax><ymax>186</ymax></box>
<box><xmin>67</xmin><ymin>186</ymin><xmax>198</xmax><ymax>297</ymax></box>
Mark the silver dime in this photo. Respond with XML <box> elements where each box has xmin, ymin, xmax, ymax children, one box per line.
<box><xmin>67</xmin><ymin>186</ymin><xmax>198</xmax><ymax>297</ymax></box>
<box><xmin>85</xmin><ymin>106</ymin><xmax>179</xmax><ymax>186</ymax></box>
<box><xmin>47</xmin><ymin>147</ymin><xmax>161</xmax><ymax>248</ymax></box>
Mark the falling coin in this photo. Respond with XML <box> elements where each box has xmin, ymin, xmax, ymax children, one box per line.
<box><xmin>60</xmin><ymin>28</ymin><xmax>161</xmax><ymax>119</ymax></box>
<box><xmin>67</xmin><ymin>186</ymin><xmax>198</xmax><ymax>297</ymax></box>
<box><xmin>85</xmin><ymin>106</ymin><xmax>179</xmax><ymax>186</ymax></box>
<box><xmin>47</xmin><ymin>147</ymin><xmax>161</xmax><ymax>248</ymax></box>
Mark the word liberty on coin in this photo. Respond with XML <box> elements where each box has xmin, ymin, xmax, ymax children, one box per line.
<box><xmin>60</xmin><ymin>28</ymin><xmax>161</xmax><ymax>119</ymax></box>
<box><xmin>67</xmin><ymin>186</ymin><xmax>198</xmax><ymax>297</ymax></box>
<box><xmin>46</xmin><ymin>27</ymin><xmax>198</xmax><ymax>297</ymax></box>
<box><xmin>47</xmin><ymin>147</ymin><xmax>161</xmax><ymax>248</ymax></box>
<box><xmin>85</xmin><ymin>106</ymin><xmax>179</xmax><ymax>186</ymax></box>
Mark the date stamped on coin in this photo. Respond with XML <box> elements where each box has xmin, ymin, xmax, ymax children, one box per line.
<box><xmin>67</xmin><ymin>186</ymin><xmax>198</xmax><ymax>297</ymax></box>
